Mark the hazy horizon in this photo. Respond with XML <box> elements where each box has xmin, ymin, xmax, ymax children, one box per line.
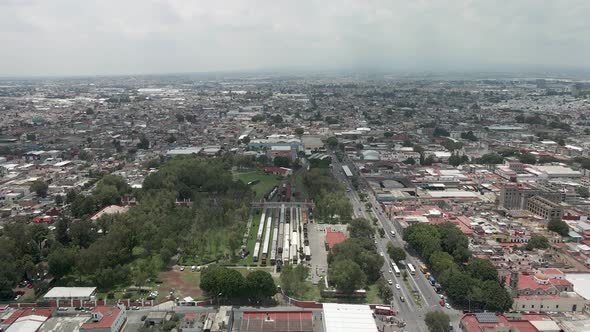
<box><xmin>1</xmin><ymin>0</ymin><xmax>589</xmax><ymax>77</ymax></box>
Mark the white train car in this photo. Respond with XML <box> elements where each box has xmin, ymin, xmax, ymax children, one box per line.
<box><xmin>256</xmin><ymin>209</ymin><xmax>267</xmax><ymax>241</ymax></box>
<box><xmin>253</xmin><ymin>242</ymin><xmax>261</xmax><ymax>263</ymax></box>
<box><xmin>282</xmin><ymin>222</ymin><xmax>291</xmax><ymax>264</ymax></box>
<box><xmin>270</xmin><ymin>227</ymin><xmax>278</xmax><ymax>265</ymax></box>
<box><xmin>261</xmin><ymin>216</ymin><xmax>273</xmax><ymax>265</ymax></box>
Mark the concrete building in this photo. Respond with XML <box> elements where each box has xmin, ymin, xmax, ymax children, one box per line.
<box><xmin>43</xmin><ymin>287</ymin><xmax>97</xmax><ymax>307</ymax></box>
<box><xmin>526</xmin><ymin>196</ymin><xmax>564</xmax><ymax>221</ymax></box>
<box><xmin>499</xmin><ymin>184</ymin><xmax>562</xmax><ymax>210</ymax></box>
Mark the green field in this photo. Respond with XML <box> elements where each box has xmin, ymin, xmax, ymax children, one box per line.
<box><xmin>234</xmin><ymin>171</ymin><xmax>280</xmax><ymax>200</ymax></box>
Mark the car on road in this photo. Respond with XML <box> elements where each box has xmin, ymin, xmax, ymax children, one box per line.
<box><xmin>390</xmin><ymin>230</ymin><xmax>396</xmax><ymax>236</ymax></box>
<box><xmin>388</xmin><ymin>269</ymin><xmax>392</xmax><ymax>274</ymax></box>
<box><xmin>380</xmin><ymin>252</ymin><xmax>384</xmax><ymax>257</ymax></box>
<box><xmin>395</xmin><ymin>283</ymin><xmax>400</xmax><ymax>289</ymax></box>
<box><xmin>388</xmin><ymin>279</ymin><xmax>393</xmax><ymax>285</ymax></box>
<box><xmin>399</xmin><ymin>296</ymin><xmax>405</xmax><ymax>302</ymax></box>
<box><xmin>445</xmin><ymin>303</ymin><xmax>451</xmax><ymax>309</ymax></box>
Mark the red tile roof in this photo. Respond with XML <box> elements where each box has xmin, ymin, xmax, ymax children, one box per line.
<box><xmin>517</xmin><ymin>274</ymin><xmax>553</xmax><ymax>291</ymax></box>
<box><xmin>81</xmin><ymin>306</ymin><xmax>123</xmax><ymax>330</ymax></box>
<box><xmin>542</xmin><ymin>268</ymin><xmax>564</xmax><ymax>275</ymax></box>
<box><xmin>242</xmin><ymin>311</ymin><xmax>313</xmax><ymax>320</ymax></box>
<box><xmin>461</xmin><ymin>314</ymin><xmax>539</xmax><ymax>332</ymax></box>
<box><xmin>2</xmin><ymin>308</ymin><xmax>53</xmax><ymax>325</ymax></box>
<box><xmin>549</xmin><ymin>278</ymin><xmax>572</xmax><ymax>286</ymax></box>
<box><xmin>325</xmin><ymin>228</ymin><xmax>348</xmax><ymax>250</ymax></box>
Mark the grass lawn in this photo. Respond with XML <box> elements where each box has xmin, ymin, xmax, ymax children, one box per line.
<box><xmin>234</xmin><ymin>171</ymin><xmax>280</xmax><ymax>200</ymax></box>
<box><xmin>365</xmin><ymin>284</ymin><xmax>383</xmax><ymax>304</ymax></box>
<box><xmin>181</xmin><ymin>271</ymin><xmax>201</xmax><ymax>286</ymax></box>
<box><xmin>297</xmin><ymin>281</ymin><xmax>321</xmax><ymax>301</ymax></box>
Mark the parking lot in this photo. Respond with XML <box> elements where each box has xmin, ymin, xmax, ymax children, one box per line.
<box><xmin>307</xmin><ymin>223</ymin><xmax>348</xmax><ymax>284</ymax></box>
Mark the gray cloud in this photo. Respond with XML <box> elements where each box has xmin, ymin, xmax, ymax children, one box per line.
<box><xmin>0</xmin><ymin>0</ymin><xmax>588</xmax><ymax>76</ymax></box>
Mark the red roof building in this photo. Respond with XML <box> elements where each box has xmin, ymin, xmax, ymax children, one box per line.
<box><xmin>325</xmin><ymin>227</ymin><xmax>348</xmax><ymax>251</ymax></box>
<box><xmin>1</xmin><ymin>308</ymin><xmax>53</xmax><ymax>331</ymax></box>
<box><xmin>81</xmin><ymin>306</ymin><xmax>126</xmax><ymax>332</ymax></box>
<box><xmin>240</xmin><ymin>311</ymin><xmax>313</xmax><ymax>332</ymax></box>
<box><xmin>460</xmin><ymin>313</ymin><xmax>539</xmax><ymax>332</ymax></box>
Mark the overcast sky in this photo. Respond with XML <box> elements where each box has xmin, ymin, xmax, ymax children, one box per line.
<box><xmin>0</xmin><ymin>0</ymin><xmax>589</xmax><ymax>76</ymax></box>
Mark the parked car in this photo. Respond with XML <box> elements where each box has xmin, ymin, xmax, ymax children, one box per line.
<box><xmin>180</xmin><ymin>266</ymin><xmax>185</xmax><ymax>271</ymax></box>
<box><xmin>395</xmin><ymin>284</ymin><xmax>400</xmax><ymax>289</ymax></box>
<box><xmin>445</xmin><ymin>303</ymin><xmax>451</xmax><ymax>309</ymax></box>
<box><xmin>388</xmin><ymin>279</ymin><xmax>393</xmax><ymax>285</ymax></box>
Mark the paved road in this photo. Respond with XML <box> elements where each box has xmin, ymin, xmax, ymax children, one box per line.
<box><xmin>330</xmin><ymin>154</ymin><xmax>462</xmax><ymax>332</ymax></box>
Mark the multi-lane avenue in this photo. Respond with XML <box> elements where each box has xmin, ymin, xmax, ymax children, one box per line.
<box><xmin>329</xmin><ymin>153</ymin><xmax>462</xmax><ymax>332</ymax></box>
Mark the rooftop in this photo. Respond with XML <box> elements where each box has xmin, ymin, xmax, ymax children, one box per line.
<box><xmin>43</xmin><ymin>287</ymin><xmax>97</xmax><ymax>299</ymax></box>
<box><xmin>323</xmin><ymin>303</ymin><xmax>378</xmax><ymax>332</ymax></box>
<box><xmin>240</xmin><ymin>311</ymin><xmax>313</xmax><ymax>332</ymax></box>
<box><xmin>80</xmin><ymin>306</ymin><xmax>122</xmax><ymax>330</ymax></box>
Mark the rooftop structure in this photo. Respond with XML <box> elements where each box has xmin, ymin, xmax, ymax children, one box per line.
<box><xmin>322</xmin><ymin>303</ymin><xmax>378</xmax><ymax>332</ymax></box>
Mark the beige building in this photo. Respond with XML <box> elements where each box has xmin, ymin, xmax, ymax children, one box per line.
<box><xmin>511</xmin><ymin>271</ymin><xmax>586</xmax><ymax>313</ymax></box>
<box><xmin>526</xmin><ymin>196</ymin><xmax>564</xmax><ymax>221</ymax></box>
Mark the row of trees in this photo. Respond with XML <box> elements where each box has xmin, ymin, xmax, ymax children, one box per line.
<box><xmin>200</xmin><ymin>266</ymin><xmax>276</xmax><ymax>304</ymax></box>
<box><xmin>404</xmin><ymin>223</ymin><xmax>513</xmax><ymax>311</ymax></box>
<box><xmin>0</xmin><ymin>156</ymin><xmax>257</xmax><ymax>299</ymax></box>
<box><xmin>302</xmin><ymin>169</ymin><xmax>352</xmax><ymax>222</ymax></box>
<box><xmin>328</xmin><ymin>218</ymin><xmax>384</xmax><ymax>293</ymax></box>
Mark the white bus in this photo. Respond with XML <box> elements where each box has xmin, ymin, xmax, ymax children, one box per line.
<box><xmin>342</xmin><ymin>165</ymin><xmax>353</xmax><ymax>177</ymax></box>
<box><xmin>392</xmin><ymin>263</ymin><xmax>401</xmax><ymax>277</ymax></box>
<box><xmin>407</xmin><ymin>263</ymin><xmax>416</xmax><ymax>275</ymax></box>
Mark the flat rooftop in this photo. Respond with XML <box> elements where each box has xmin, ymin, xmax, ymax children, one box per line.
<box><xmin>44</xmin><ymin>287</ymin><xmax>97</xmax><ymax>299</ymax></box>
<box><xmin>323</xmin><ymin>303</ymin><xmax>377</xmax><ymax>332</ymax></box>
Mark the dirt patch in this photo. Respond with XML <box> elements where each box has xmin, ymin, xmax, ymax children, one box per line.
<box><xmin>157</xmin><ymin>269</ymin><xmax>203</xmax><ymax>301</ymax></box>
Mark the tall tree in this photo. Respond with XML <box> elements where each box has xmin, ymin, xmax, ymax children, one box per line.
<box><xmin>329</xmin><ymin>259</ymin><xmax>366</xmax><ymax>293</ymax></box>
<box><xmin>245</xmin><ymin>271</ymin><xmax>277</xmax><ymax>302</ymax></box>
<box><xmin>467</xmin><ymin>258</ymin><xmax>498</xmax><ymax>282</ymax></box>
<box><xmin>387</xmin><ymin>243</ymin><xmax>406</xmax><ymax>263</ymax></box>
<box><xmin>424</xmin><ymin>310</ymin><xmax>451</xmax><ymax>332</ymax></box>
<box><xmin>30</xmin><ymin>180</ymin><xmax>49</xmax><ymax>197</ymax></box>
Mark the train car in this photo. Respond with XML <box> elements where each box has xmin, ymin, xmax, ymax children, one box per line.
<box><xmin>261</xmin><ymin>216</ymin><xmax>273</xmax><ymax>266</ymax></box>
<box><xmin>265</xmin><ymin>186</ymin><xmax>279</xmax><ymax>201</ymax></box>
<box><xmin>256</xmin><ymin>209</ymin><xmax>267</xmax><ymax>241</ymax></box>
<box><xmin>282</xmin><ymin>222</ymin><xmax>290</xmax><ymax>264</ymax></box>
<box><xmin>291</xmin><ymin>231</ymin><xmax>298</xmax><ymax>264</ymax></box>
<box><xmin>277</xmin><ymin>220</ymin><xmax>284</xmax><ymax>254</ymax></box>
<box><xmin>270</xmin><ymin>228</ymin><xmax>278</xmax><ymax>265</ymax></box>
<box><xmin>252</xmin><ymin>242</ymin><xmax>261</xmax><ymax>263</ymax></box>
<box><xmin>285</xmin><ymin>183</ymin><xmax>292</xmax><ymax>202</ymax></box>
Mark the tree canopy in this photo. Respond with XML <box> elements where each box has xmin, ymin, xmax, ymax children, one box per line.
<box><xmin>425</xmin><ymin>310</ymin><xmax>451</xmax><ymax>332</ymax></box>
